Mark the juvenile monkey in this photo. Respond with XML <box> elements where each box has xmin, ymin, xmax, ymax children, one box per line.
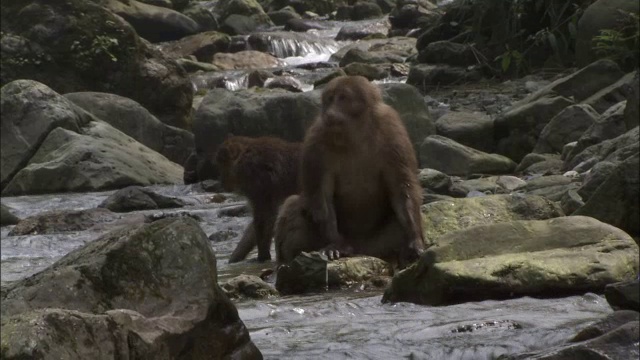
<box><xmin>215</xmin><ymin>135</ymin><xmax>301</xmax><ymax>262</ymax></box>
<box><xmin>274</xmin><ymin>76</ymin><xmax>425</xmax><ymax>268</ymax></box>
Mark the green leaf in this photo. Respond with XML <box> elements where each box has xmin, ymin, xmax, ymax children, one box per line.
<box><xmin>501</xmin><ymin>53</ymin><xmax>512</xmax><ymax>73</ymax></box>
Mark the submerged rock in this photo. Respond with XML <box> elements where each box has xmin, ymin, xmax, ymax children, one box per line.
<box><xmin>383</xmin><ymin>216</ymin><xmax>639</xmax><ymax>306</ymax></box>
<box><xmin>99</xmin><ymin>186</ymin><xmax>188</xmax><ymax>212</ymax></box>
<box><xmin>0</xmin><ymin>204</ymin><xmax>20</xmax><ymax>227</ymax></box>
<box><xmin>222</xmin><ymin>274</ymin><xmax>280</xmax><ymax>300</ymax></box>
<box><xmin>8</xmin><ymin>208</ymin><xmax>119</xmax><ymax>236</ymax></box>
<box><xmin>1</xmin><ymin>217</ymin><xmax>262</xmax><ymax>358</ymax></box>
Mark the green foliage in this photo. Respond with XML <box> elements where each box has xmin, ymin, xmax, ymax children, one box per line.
<box><xmin>592</xmin><ymin>11</ymin><xmax>639</xmax><ymax>69</ymax></box>
<box><xmin>70</xmin><ymin>35</ymin><xmax>120</xmax><ymax>70</ymax></box>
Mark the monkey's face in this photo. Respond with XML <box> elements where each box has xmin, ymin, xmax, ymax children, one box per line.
<box><xmin>321</xmin><ymin>76</ymin><xmax>382</xmax><ymax>133</ymax></box>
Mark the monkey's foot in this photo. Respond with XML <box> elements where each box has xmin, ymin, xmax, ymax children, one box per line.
<box><xmin>319</xmin><ymin>243</ymin><xmax>354</xmax><ymax>261</ymax></box>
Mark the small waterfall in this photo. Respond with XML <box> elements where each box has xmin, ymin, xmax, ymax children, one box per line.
<box><xmin>191</xmin><ymin>71</ymin><xmax>249</xmax><ymax>93</ymax></box>
<box><xmin>248</xmin><ymin>32</ymin><xmax>339</xmax><ymax>66</ymax></box>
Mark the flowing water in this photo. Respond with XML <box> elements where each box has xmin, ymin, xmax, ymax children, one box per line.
<box><xmin>0</xmin><ymin>186</ymin><xmax>613</xmax><ymax>359</ymax></box>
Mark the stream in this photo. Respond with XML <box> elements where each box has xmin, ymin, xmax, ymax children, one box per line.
<box><xmin>0</xmin><ymin>185</ymin><xmax>613</xmax><ymax>359</ymax></box>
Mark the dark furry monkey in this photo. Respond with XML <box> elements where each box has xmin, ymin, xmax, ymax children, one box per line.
<box><xmin>215</xmin><ymin>135</ymin><xmax>301</xmax><ymax>262</ymax></box>
<box><xmin>274</xmin><ymin>76</ymin><xmax>425</xmax><ymax>268</ymax></box>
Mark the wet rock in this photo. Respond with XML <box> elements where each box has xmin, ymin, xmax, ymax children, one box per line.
<box><xmin>268</xmin><ymin>8</ymin><xmax>301</xmax><ymax>26</ymax></box>
<box><xmin>576</xmin><ymin>0</ymin><xmax>640</xmax><ymax>70</ymax></box>
<box><xmin>212</xmin><ymin>50</ymin><xmax>283</xmax><ymax>70</ymax></box>
<box><xmin>435</xmin><ymin>111</ymin><xmax>494</xmax><ymax>153</ymax></box>
<box><xmin>533</xmin><ymin>104</ymin><xmax>599</xmax><ymax>155</ymax></box>
<box><xmin>284</xmin><ymin>18</ymin><xmax>324</xmax><ymax>32</ymax></box>
<box><xmin>247</xmin><ymin>69</ymin><xmax>274</xmax><ymax>87</ymax></box>
<box><xmin>418</xmin><ymin>41</ymin><xmax>476</xmax><ymax>67</ymax></box>
<box><xmin>383</xmin><ymin>216</ymin><xmax>639</xmax><ymax>306</ymax></box>
<box><xmin>420</xmin><ymin>135</ymin><xmax>517</xmax><ymax>176</ymax></box>
<box><xmin>605</xmin><ymin>280</ymin><xmax>640</xmax><ymax>311</ymax></box>
<box><xmin>0</xmin><ymin>204</ymin><xmax>20</xmax><ymax>227</ymax></box>
<box><xmin>330</xmin><ymin>37</ymin><xmax>417</xmax><ymax>62</ymax></box>
<box><xmin>0</xmin><ymin>80</ymin><xmax>92</xmax><ymax>190</ymax></box>
<box><xmin>183</xmin><ymin>2</ymin><xmax>220</xmax><ymax>31</ymax></box>
<box><xmin>215</xmin><ymin>0</ymin><xmax>274</xmax><ymax>30</ymax></box>
<box><xmin>0</xmin><ymin>217</ymin><xmax>262</xmax><ymax>358</ymax></box>
<box><xmin>343</xmin><ymin>62</ymin><xmax>389</xmax><ymax>80</ymax></box>
<box><xmin>2</xmin><ymin>121</ymin><xmax>183</xmax><ymax>196</ymax></box>
<box><xmin>407</xmin><ymin>64</ymin><xmax>483</xmax><ymax>91</ymax></box>
<box><xmin>276</xmin><ymin>252</ymin><xmax>392</xmax><ymax>295</ymax></box>
<box><xmin>191</xmin><ymin>83</ymin><xmax>434</xmax><ymax>180</ymax></box>
<box><xmin>451</xmin><ymin>320</ymin><xmax>523</xmax><ymax>334</ymax></box>
<box><xmin>494</xmin><ymin>96</ymin><xmax>574</xmax><ymax>163</ymax></box>
<box><xmin>176</xmin><ymin>58</ymin><xmax>222</xmax><ymax>73</ymax></box>
<box><xmin>209</xmin><ymin>229</ymin><xmax>239</xmax><ymax>242</ymax></box>
<box><xmin>566</xmin><ymin>126</ymin><xmax>638</xmax><ymax>173</ymax></box>
<box><xmin>8</xmin><ymin>208</ymin><xmax>118</xmax><ymax>236</ymax></box>
<box><xmin>583</xmin><ymin>71</ymin><xmax>637</xmax><ymax>113</ymax></box>
<box><xmin>265</xmin><ymin>76</ymin><xmax>304</xmax><ymax>92</ymax></box>
<box><xmin>623</xmin><ymin>71</ymin><xmax>639</xmax><ymax>130</ymax></box>
<box><xmin>501</xmin><ymin>321</ymin><xmax>640</xmax><ymax>360</ymax></box>
<box><xmin>336</xmin><ymin>2</ymin><xmax>384</xmax><ymax>21</ymax></box>
<box><xmin>98</xmin><ymin>186</ymin><xmax>187</xmax><ymax>212</ymax></box>
<box><xmin>565</xmin><ymin>101</ymin><xmax>628</xmax><ymax>167</ymax></box>
<box><xmin>1</xmin><ymin>0</ymin><xmax>194</xmax><ymax>129</ymax></box>
<box><xmin>571</xmin><ymin>310</ymin><xmax>640</xmax><ymax>342</ymax></box>
<box><xmin>222</xmin><ymin>275</ymin><xmax>279</xmax><ymax>300</ymax></box>
<box><xmin>106</xmin><ymin>0</ymin><xmax>198</xmax><ymax>42</ymax></box>
<box><xmin>263</xmin><ymin>0</ymin><xmax>341</xmax><ymax>16</ymax></box>
<box><xmin>389</xmin><ymin>0</ymin><xmax>439</xmax><ymax>31</ymax></box>
<box><xmin>421</xmin><ymin>194</ymin><xmax>563</xmax><ymax>244</ymax></box>
<box><xmin>313</xmin><ymin>69</ymin><xmax>347</xmax><ymax>88</ymax></box>
<box><xmin>158</xmin><ymin>31</ymin><xmax>230</xmax><ymax>62</ymax></box>
<box><xmin>220</xmin><ymin>14</ymin><xmax>262</xmax><ymax>35</ymax></box>
<box><xmin>575</xmin><ymin>153</ymin><xmax>639</xmax><ymax>237</ymax></box>
<box><xmin>339</xmin><ymin>48</ymin><xmax>403</xmax><ymax>67</ymax></box>
<box><xmin>65</xmin><ymin>92</ymin><xmax>195</xmax><ymax>165</ymax></box>
<box><xmin>335</xmin><ymin>20</ymin><xmax>389</xmax><ymax>41</ymax></box>
<box><xmin>219</xmin><ymin>204</ymin><xmax>251</xmax><ymax>217</ymax></box>
<box><xmin>417</xmin><ymin>168</ymin><xmax>452</xmax><ymax>194</ymax></box>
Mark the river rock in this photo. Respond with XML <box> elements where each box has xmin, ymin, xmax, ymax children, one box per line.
<box><xmin>335</xmin><ymin>20</ymin><xmax>389</xmax><ymax>41</ymax></box>
<box><xmin>389</xmin><ymin>0</ymin><xmax>439</xmax><ymax>31</ymax></box>
<box><xmin>263</xmin><ymin>0</ymin><xmax>340</xmax><ymax>16</ymax></box>
<box><xmin>565</xmin><ymin>126</ymin><xmax>638</xmax><ymax>173</ymax></box>
<box><xmin>221</xmin><ymin>14</ymin><xmax>263</xmax><ymax>35</ymax></box>
<box><xmin>98</xmin><ymin>186</ymin><xmax>187</xmax><ymax>212</ymax></box>
<box><xmin>337</xmin><ymin>2</ymin><xmax>384</xmax><ymax>21</ymax></box>
<box><xmin>158</xmin><ymin>31</ymin><xmax>230</xmax><ymax>62</ymax></box>
<box><xmin>576</xmin><ymin>0</ymin><xmax>640</xmax><ymax>69</ymax></box>
<box><xmin>276</xmin><ymin>252</ymin><xmax>392</xmax><ymax>295</ymax></box>
<box><xmin>0</xmin><ymin>80</ymin><xmax>91</xmax><ymax>190</ymax></box>
<box><xmin>576</xmin><ymin>161</ymin><xmax>617</xmax><ymax>201</ymax></box>
<box><xmin>575</xmin><ymin>153</ymin><xmax>639</xmax><ymax>237</ymax></box>
<box><xmin>418</xmin><ymin>41</ymin><xmax>476</xmax><ymax>67</ymax></box>
<box><xmin>176</xmin><ymin>58</ymin><xmax>222</xmax><ymax>73</ymax></box>
<box><xmin>8</xmin><ymin>208</ymin><xmax>118</xmax><ymax>236</ymax></box>
<box><xmin>65</xmin><ymin>92</ymin><xmax>194</xmax><ymax>165</ymax></box>
<box><xmin>518</xmin><ymin>154</ymin><xmax>564</xmax><ymax>175</ymax></box>
<box><xmin>0</xmin><ymin>217</ymin><xmax>262</xmax><ymax>358</ymax></box>
<box><xmin>221</xmin><ymin>275</ymin><xmax>280</xmax><ymax>300</ymax></box>
<box><xmin>343</xmin><ymin>62</ymin><xmax>389</xmax><ymax>80</ymax></box>
<box><xmin>265</xmin><ymin>76</ymin><xmax>304</xmax><ymax>92</ymax></box>
<box><xmin>565</xmin><ymin>101</ymin><xmax>628</xmax><ymax>166</ymax></box>
<box><xmin>0</xmin><ymin>204</ymin><xmax>20</xmax><ymax>227</ymax></box>
<box><xmin>533</xmin><ymin>104</ymin><xmax>599</xmax><ymax>155</ymax></box>
<box><xmin>268</xmin><ymin>8</ymin><xmax>301</xmax><ymax>26</ymax></box>
<box><xmin>435</xmin><ymin>111</ymin><xmax>494</xmax><ymax>153</ymax></box>
<box><xmin>494</xmin><ymin>96</ymin><xmax>574</xmax><ymax>162</ymax></box>
<box><xmin>191</xmin><ymin>82</ymin><xmax>435</xmax><ymax>180</ymax></box>
<box><xmin>571</xmin><ymin>310</ymin><xmax>640</xmax><ymax>342</ymax></box>
<box><xmin>215</xmin><ymin>0</ymin><xmax>274</xmax><ymax>30</ymax></box>
<box><xmin>407</xmin><ymin>64</ymin><xmax>483</xmax><ymax>91</ymax></box>
<box><xmin>605</xmin><ymin>280</ymin><xmax>640</xmax><ymax>311</ymax></box>
<box><xmin>212</xmin><ymin>50</ymin><xmax>283</xmax><ymax>70</ymax></box>
<box><xmin>339</xmin><ymin>48</ymin><xmax>403</xmax><ymax>67</ymax></box>
<box><xmin>106</xmin><ymin>0</ymin><xmax>199</xmax><ymax>42</ymax></box>
<box><xmin>182</xmin><ymin>2</ymin><xmax>220</xmax><ymax>31</ymax></box>
<box><xmin>624</xmin><ymin>71</ymin><xmax>639</xmax><ymax>130</ymax></box>
<box><xmin>583</xmin><ymin>71</ymin><xmax>637</xmax><ymax>113</ymax></box>
<box><xmin>330</xmin><ymin>37</ymin><xmax>417</xmax><ymax>62</ymax></box>
<box><xmin>513</xmin><ymin>60</ymin><xmax>624</xmax><ymax>110</ymax></box>
<box><xmin>417</xmin><ymin>168</ymin><xmax>452</xmax><ymax>194</ymax></box>
<box><xmin>383</xmin><ymin>216</ymin><xmax>639</xmax><ymax>306</ymax></box>
<box><xmin>420</xmin><ymin>135</ymin><xmax>517</xmax><ymax>176</ymax></box>
<box><xmin>2</xmin><ymin>121</ymin><xmax>183</xmax><ymax>196</ymax></box>
<box><xmin>421</xmin><ymin>194</ymin><xmax>563</xmax><ymax>244</ymax></box>
<box><xmin>0</xmin><ymin>0</ymin><xmax>193</xmax><ymax>129</ymax></box>
<box><xmin>284</xmin><ymin>18</ymin><xmax>325</xmax><ymax>32</ymax></box>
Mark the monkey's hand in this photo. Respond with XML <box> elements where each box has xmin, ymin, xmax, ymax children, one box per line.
<box><xmin>320</xmin><ymin>237</ymin><xmax>354</xmax><ymax>261</ymax></box>
<box><xmin>398</xmin><ymin>239</ymin><xmax>424</xmax><ymax>269</ymax></box>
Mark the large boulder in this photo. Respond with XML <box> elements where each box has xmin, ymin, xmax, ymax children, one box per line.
<box><xmin>575</xmin><ymin>153</ymin><xmax>639</xmax><ymax>237</ymax></box>
<box><xmin>576</xmin><ymin>0</ymin><xmax>640</xmax><ymax>69</ymax></box>
<box><xmin>383</xmin><ymin>216</ymin><xmax>639</xmax><ymax>306</ymax></box>
<box><xmin>2</xmin><ymin>122</ymin><xmax>183</xmax><ymax>196</ymax></box>
<box><xmin>105</xmin><ymin>0</ymin><xmax>200</xmax><ymax>42</ymax></box>
<box><xmin>420</xmin><ymin>135</ymin><xmax>517</xmax><ymax>176</ymax></box>
<box><xmin>65</xmin><ymin>92</ymin><xmax>194</xmax><ymax>165</ymax></box>
<box><xmin>0</xmin><ymin>217</ymin><xmax>262</xmax><ymax>359</ymax></box>
<box><xmin>494</xmin><ymin>96</ymin><xmax>574</xmax><ymax>162</ymax></box>
<box><xmin>533</xmin><ymin>104</ymin><xmax>599</xmax><ymax>155</ymax></box>
<box><xmin>214</xmin><ymin>0</ymin><xmax>274</xmax><ymax>29</ymax></box>
<box><xmin>191</xmin><ymin>83</ymin><xmax>435</xmax><ymax>180</ymax></box>
<box><xmin>421</xmin><ymin>194</ymin><xmax>564</xmax><ymax>244</ymax></box>
<box><xmin>0</xmin><ymin>0</ymin><xmax>194</xmax><ymax>129</ymax></box>
<box><xmin>565</xmin><ymin>126</ymin><xmax>638</xmax><ymax>173</ymax></box>
<box><xmin>434</xmin><ymin>111</ymin><xmax>494</xmax><ymax>152</ymax></box>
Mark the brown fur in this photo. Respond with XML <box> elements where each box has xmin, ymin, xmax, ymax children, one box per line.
<box><xmin>274</xmin><ymin>76</ymin><xmax>425</xmax><ymax>268</ymax></box>
<box><xmin>215</xmin><ymin>135</ymin><xmax>301</xmax><ymax>262</ymax></box>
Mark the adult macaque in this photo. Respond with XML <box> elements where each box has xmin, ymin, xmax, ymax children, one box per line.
<box><xmin>274</xmin><ymin>76</ymin><xmax>424</xmax><ymax>268</ymax></box>
<box><xmin>215</xmin><ymin>135</ymin><xmax>301</xmax><ymax>262</ymax></box>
